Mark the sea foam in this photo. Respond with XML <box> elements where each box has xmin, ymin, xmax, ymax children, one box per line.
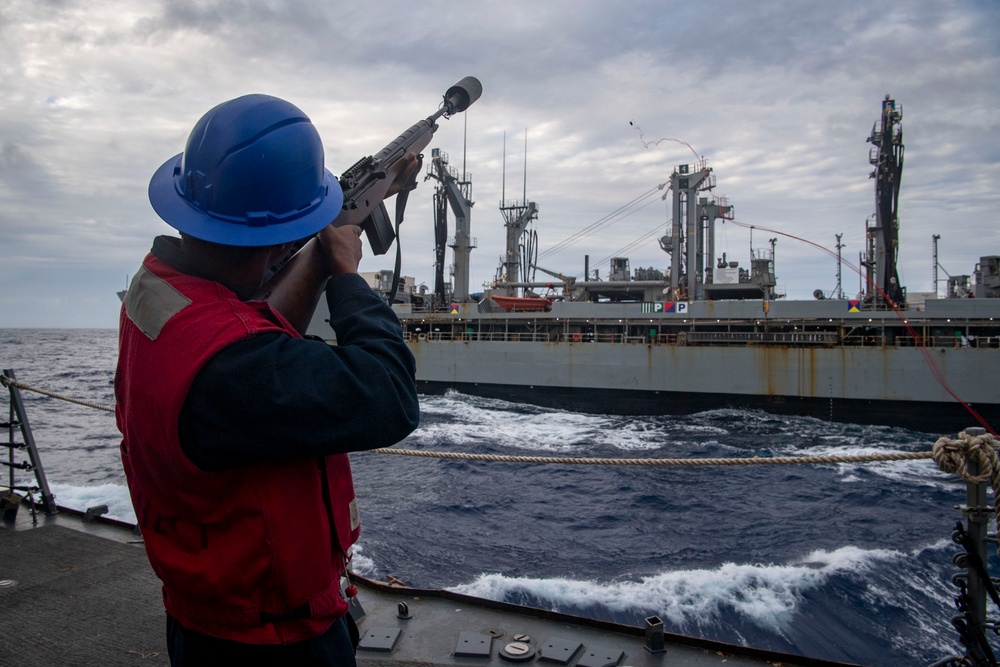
<box><xmin>450</xmin><ymin>544</ymin><xmax>909</xmax><ymax>634</ymax></box>
<box><xmin>49</xmin><ymin>481</ymin><xmax>135</xmax><ymax>522</ymax></box>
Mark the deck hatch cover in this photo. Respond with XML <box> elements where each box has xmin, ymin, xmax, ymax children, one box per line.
<box><xmin>500</xmin><ymin>641</ymin><xmax>536</xmax><ymax>662</ymax></box>
<box><xmin>539</xmin><ymin>637</ymin><xmax>583</xmax><ymax>665</ymax></box>
<box><xmin>456</xmin><ymin>631</ymin><xmax>494</xmax><ymax>658</ymax></box>
<box><xmin>575</xmin><ymin>647</ymin><xmax>626</xmax><ymax>667</ymax></box>
<box><xmin>358</xmin><ymin>627</ymin><xmax>402</xmax><ymax>652</ymax></box>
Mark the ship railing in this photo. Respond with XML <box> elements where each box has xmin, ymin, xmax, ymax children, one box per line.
<box><xmin>406</xmin><ymin>331</ymin><xmax>677</xmax><ymax>344</ymax></box>
<box><xmin>406</xmin><ymin>331</ymin><xmax>553</xmax><ymax>343</ymax></box>
<box><xmin>893</xmin><ymin>336</ymin><xmax>927</xmax><ymax>348</ymax></box>
<box><xmin>856</xmin><ymin>335</ymin><xmax>1000</xmax><ymax>349</ymax></box>
<box><xmin>589</xmin><ymin>333</ymin><xmax>628</xmax><ymax>344</ymax></box>
<box><xmin>555</xmin><ymin>333</ymin><xmax>686</xmax><ymax>344</ymax></box>
<box><xmin>404</xmin><ymin>330</ymin><xmax>1000</xmax><ymax>347</ymax></box>
<box><xmin>838</xmin><ymin>335</ymin><xmax>1000</xmax><ymax>349</ymax></box>
<box><xmin>682</xmin><ymin>331</ymin><xmax>839</xmax><ymax>346</ymax></box>
<box><xmin>499</xmin><ymin>333</ymin><xmax>550</xmax><ymax>343</ymax></box>
<box><xmin>842</xmin><ymin>333</ymin><xmax>886</xmax><ymax>347</ymax></box>
<box><xmin>919</xmin><ymin>335</ymin><xmax>1000</xmax><ymax>349</ymax></box>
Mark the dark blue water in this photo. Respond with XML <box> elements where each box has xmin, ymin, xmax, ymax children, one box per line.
<box><xmin>1</xmin><ymin>328</ymin><xmax>991</xmax><ymax>665</ymax></box>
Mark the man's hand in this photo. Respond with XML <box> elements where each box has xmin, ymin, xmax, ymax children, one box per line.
<box><xmin>386</xmin><ymin>151</ymin><xmax>420</xmax><ymax>198</ymax></box>
<box><xmin>318</xmin><ymin>225</ymin><xmax>363</xmax><ymax>277</ymax></box>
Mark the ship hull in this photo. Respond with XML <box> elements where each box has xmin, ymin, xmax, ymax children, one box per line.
<box><xmin>408</xmin><ymin>339</ymin><xmax>1000</xmax><ymax>432</ymax></box>
<box><xmin>300</xmin><ymin>295</ymin><xmax>1000</xmax><ymax>433</ymax></box>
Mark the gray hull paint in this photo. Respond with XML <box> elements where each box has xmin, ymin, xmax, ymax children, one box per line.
<box><xmin>405</xmin><ymin>339</ymin><xmax>999</xmax><ymax>430</ymax></box>
<box><xmin>307</xmin><ymin>295</ymin><xmax>999</xmax><ymax>430</ymax></box>
<box><xmin>408</xmin><ymin>340</ymin><xmax>990</xmax><ymax>403</ymax></box>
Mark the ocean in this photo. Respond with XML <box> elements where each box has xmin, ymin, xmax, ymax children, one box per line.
<box><xmin>1</xmin><ymin>327</ymin><xmax>991</xmax><ymax>666</ymax></box>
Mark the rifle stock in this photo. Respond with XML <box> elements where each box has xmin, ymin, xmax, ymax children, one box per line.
<box><xmin>254</xmin><ymin>238</ymin><xmax>328</xmax><ymax>335</ymax></box>
<box><xmin>255</xmin><ymin>77</ymin><xmax>482</xmax><ymax>335</ymax></box>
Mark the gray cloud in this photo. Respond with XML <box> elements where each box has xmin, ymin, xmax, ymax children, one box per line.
<box><xmin>0</xmin><ymin>0</ymin><xmax>997</xmax><ymax>327</ymax></box>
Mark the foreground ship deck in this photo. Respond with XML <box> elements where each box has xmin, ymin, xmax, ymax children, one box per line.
<box><xmin>1</xmin><ymin>507</ymin><xmax>860</xmax><ymax>667</ymax></box>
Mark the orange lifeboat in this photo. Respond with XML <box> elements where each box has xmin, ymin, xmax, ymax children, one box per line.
<box><xmin>490</xmin><ymin>295</ymin><xmax>554</xmax><ymax>312</ymax></box>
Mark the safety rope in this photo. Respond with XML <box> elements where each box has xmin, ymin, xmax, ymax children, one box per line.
<box><xmin>5</xmin><ymin>372</ymin><xmax>998</xmax><ymax>475</ymax></box>
<box><xmin>0</xmin><ymin>374</ymin><xmax>115</xmax><ymax>413</ymax></box>
<box><xmin>370</xmin><ymin>447</ymin><xmax>933</xmax><ymax>466</ymax></box>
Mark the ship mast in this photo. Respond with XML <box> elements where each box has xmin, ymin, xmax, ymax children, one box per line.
<box><xmin>660</xmin><ymin>160</ymin><xmax>740</xmax><ymax>301</ymax></box>
<box><xmin>865</xmin><ymin>94</ymin><xmax>905</xmax><ymax>306</ymax></box>
<box><xmin>835</xmin><ymin>233</ymin><xmax>845</xmax><ymax>300</ymax></box>
<box><xmin>427</xmin><ymin>147</ymin><xmax>475</xmax><ymax>304</ymax></box>
<box><xmin>497</xmin><ymin>130</ymin><xmax>538</xmax><ymax>297</ymax></box>
<box><xmin>932</xmin><ymin>234</ymin><xmax>941</xmax><ymax>299</ymax></box>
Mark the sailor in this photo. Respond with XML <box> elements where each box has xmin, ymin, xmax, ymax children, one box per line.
<box><xmin>115</xmin><ymin>94</ymin><xmax>420</xmax><ymax>666</ymax></box>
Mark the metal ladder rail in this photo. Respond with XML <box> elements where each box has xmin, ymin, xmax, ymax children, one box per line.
<box><xmin>934</xmin><ymin>426</ymin><xmax>1000</xmax><ymax>667</ymax></box>
<box><xmin>1</xmin><ymin>368</ymin><xmax>58</xmax><ymax>520</ymax></box>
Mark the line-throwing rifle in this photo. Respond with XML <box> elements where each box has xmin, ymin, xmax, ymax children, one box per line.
<box><xmin>255</xmin><ymin>76</ymin><xmax>482</xmax><ymax>333</ymax></box>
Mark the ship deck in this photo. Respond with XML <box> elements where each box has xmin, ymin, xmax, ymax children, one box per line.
<box><xmin>1</xmin><ymin>506</ymin><xmax>861</xmax><ymax>667</ymax></box>
<box><xmin>1</xmin><ymin>512</ymin><xmax>167</xmax><ymax>665</ymax></box>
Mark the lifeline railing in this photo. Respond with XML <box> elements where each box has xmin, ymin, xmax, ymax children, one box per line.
<box><xmin>1</xmin><ymin>369</ymin><xmax>57</xmax><ymax>523</ymax></box>
<box><xmin>403</xmin><ymin>329</ymin><xmax>1000</xmax><ymax>348</ymax></box>
<box><xmin>2</xmin><ymin>368</ymin><xmax>999</xmax><ymax>666</ymax></box>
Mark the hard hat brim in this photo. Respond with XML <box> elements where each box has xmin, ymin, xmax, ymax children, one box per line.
<box><xmin>148</xmin><ymin>153</ymin><xmax>345</xmax><ymax>247</ymax></box>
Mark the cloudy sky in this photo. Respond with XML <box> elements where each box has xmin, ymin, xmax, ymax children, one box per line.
<box><xmin>1</xmin><ymin>0</ymin><xmax>997</xmax><ymax>328</ymax></box>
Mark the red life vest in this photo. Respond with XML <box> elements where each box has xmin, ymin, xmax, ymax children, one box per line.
<box><xmin>116</xmin><ymin>253</ymin><xmax>360</xmax><ymax>644</ymax></box>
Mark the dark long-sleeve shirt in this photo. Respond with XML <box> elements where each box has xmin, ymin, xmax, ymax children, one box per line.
<box><xmin>150</xmin><ymin>236</ymin><xmax>419</xmax><ymax>473</ymax></box>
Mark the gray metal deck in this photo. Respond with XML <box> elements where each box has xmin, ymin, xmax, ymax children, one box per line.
<box><xmin>0</xmin><ymin>517</ymin><xmax>167</xmax><ymax>665</ymax></box>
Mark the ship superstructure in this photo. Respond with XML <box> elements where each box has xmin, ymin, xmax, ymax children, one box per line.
<box><xmin>308</xmin><ymin>96</ymin><xmax>1000</xmax><ymax>433</ymax></box>
<box><xmin>864</xmin><ymin>95</ymin><xmax>906</xmax><ymax>307</ymax></box>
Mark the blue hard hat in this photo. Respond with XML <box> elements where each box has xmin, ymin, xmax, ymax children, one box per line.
<box><xmin>148</xmin><ymin>94</ymin><xmax>344</xmax><ymax>247</ymax></box>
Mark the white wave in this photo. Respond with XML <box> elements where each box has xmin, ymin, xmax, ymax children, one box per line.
<box><xmin>773</xmin><ymin>442</ymin><xmax>960</xmax><ymax>489</ymax></box>
<box><xmin>863</xmin><ymin>537</ymin><xmax>958</xmax><ymax>659</ymax></box>
<box><xmin>413</xmin><ymin>392</ymin><xmax>670</xmax><ymax>453</ymax></box>
<box><xmin>416</xmin><ymin>395</ymin><xmax>945</xmax><ymax>475</ymax></box>
<box><xmin>50</xmin><ymin>481</ymin><xmax>136</xmax><ymax>523</ymax></box>
<box><xmin>450</xmin><ymin>544</ymin><xmax>907</xmax><ymax>634</ymax></box>
<box><xmin>347</xmin><ymin>542</ymin><xmax>378</xmax><ymax>578</ymax></box>
<box><xmin>672</xmin><ymin>424</ymin><xmax>730</xmax><ymax>436</ymax></box>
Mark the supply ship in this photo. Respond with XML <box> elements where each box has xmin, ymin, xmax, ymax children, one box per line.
<box><xmin>312</xmin><ymin>96</ymin><xmax>1000</xmax><ymax>433</ymax></box>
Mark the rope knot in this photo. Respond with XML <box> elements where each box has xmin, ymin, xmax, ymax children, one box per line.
<box><xmin>932</xmin><ymin>431</ymin><xmax>1000</xmax><ymax>485</ymax></box>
